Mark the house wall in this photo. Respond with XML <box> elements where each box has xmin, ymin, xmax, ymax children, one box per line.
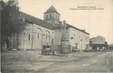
<box><xmin>68</xmin><ymin>27</ymin><xmax>89</xmax><ymax>50</ymax></box>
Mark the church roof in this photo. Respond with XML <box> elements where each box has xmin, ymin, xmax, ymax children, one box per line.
<box><xmin>20</xmin><ymin>12</ymin><xmax>54</xmax><ymax>30</ymax></box>
<box><xmin>44</xmin><ymin>5</ymin><xmax>60</xmax><ymax>14</ymax></box>
<box><xmin>20</xmin><ymin>12</ymin><xmax>89</xmax><ymax>34</ymax></box>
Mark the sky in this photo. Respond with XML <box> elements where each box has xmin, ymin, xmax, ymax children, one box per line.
<box><xmin>5</xmin><ymin>0</ymin><xmax>113</xmax><ymax>44</ymax></box>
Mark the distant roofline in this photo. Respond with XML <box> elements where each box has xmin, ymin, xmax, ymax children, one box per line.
<box><xmin>90</xmin><ymin>36</ymin><xmax>106</xmax><ymax>40</ymax></box>
<box><xmin>66</xmin><ymin>24</ymin><xmax>90</xmax><ymax>35</ymax></box>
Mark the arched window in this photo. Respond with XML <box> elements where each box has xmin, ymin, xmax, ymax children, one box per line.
<box><xmin>49</xmin><ymin>14</ymin><xmax>52</xmax><ymax>19</ymax></box>
<box><xmin>46</xmin><ymin>14</ymin><xmax>50</xmax><ymax>19</ymax></box>
<box><xmin>37</xmin><ymin>27</ymin><xmax>42</xmax><ymax>39</ymax></box>
<box><xmin>28</xmin><ymin>34</ymin><xmax>30</xmax><ymax>40</ymax></box>
<box><xmin>23</xmin><ymin>32</ymin><xmax>27</xmax><ymax>40</ymax></box>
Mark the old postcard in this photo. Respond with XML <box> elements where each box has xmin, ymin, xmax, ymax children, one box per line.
<box><xmin>1</xmin><ymin>0</ymin><xmax>113</xmax><ymax>73</ymax></box>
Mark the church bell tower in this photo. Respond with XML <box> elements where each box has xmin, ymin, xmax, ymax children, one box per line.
<box><xmin>44</xmin><ymin>5</ymin><xmax>60</xmax><ymax>25</ymax></box>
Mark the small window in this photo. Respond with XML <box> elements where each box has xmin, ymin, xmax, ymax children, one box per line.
<box><xmin>46</xmin><ymin>14</ymin><xmax>50</xmax><ymax>19</ymax></box>
<box><xmin>28</xmin><ymin>34</ymin><xmax>30</xmax><ymax>40</ymax></box>
<box><xmin>71</xmin><ymin>37</ymin><xmax>74</xmax><ymax>39</ymax></box>
<box><xmin>50</xmin><ymin>14</ymin><xmax>52</xmax><ymax>19</ymax></box>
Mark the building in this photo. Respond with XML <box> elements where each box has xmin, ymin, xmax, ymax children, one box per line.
<box><xmin>90</xmin><ymin>36</ymin><xmax>108</xmax><ymax>50</ymax></box>
<box><xmin>109</xmin><ymin>44</ymin><xmax>113</xmax><ymax>50</ymax></box>
<box><xmin>1</xmin><ymin>1</ymin><xmax>89</xmax><ymax>54</ymax></box>
<box><xmin>64</xmin><ymin>25</ymin><xmax>89</xmax><ymax>52</ymax></box>
<box><xmin>9</xmin><ymin>12</ymin><xmax>54</xmax><ymax>51</ymax></box>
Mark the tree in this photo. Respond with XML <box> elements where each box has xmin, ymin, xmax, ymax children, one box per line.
<box><xmin>1</xmin><ymin>0</ymin><xmax>25</xmax><ymax>49</ymax></box>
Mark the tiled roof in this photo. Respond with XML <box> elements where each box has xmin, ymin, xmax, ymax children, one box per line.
<box><xmin>66</xmin><ymin>24</ymin><xmax>90</xmax><ymax>35</ymax></box>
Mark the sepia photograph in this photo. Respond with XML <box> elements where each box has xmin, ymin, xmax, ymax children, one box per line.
<box><xmin>1</xmin><ymin>0</ymin><xmax>113</xmax><ymax>73</ymax></box>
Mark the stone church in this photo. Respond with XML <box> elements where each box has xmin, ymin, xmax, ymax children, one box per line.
<box><xmin>1</xmin><ymin>0</ymin><xmax>89</xmax><ymax>53</ymax></box>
